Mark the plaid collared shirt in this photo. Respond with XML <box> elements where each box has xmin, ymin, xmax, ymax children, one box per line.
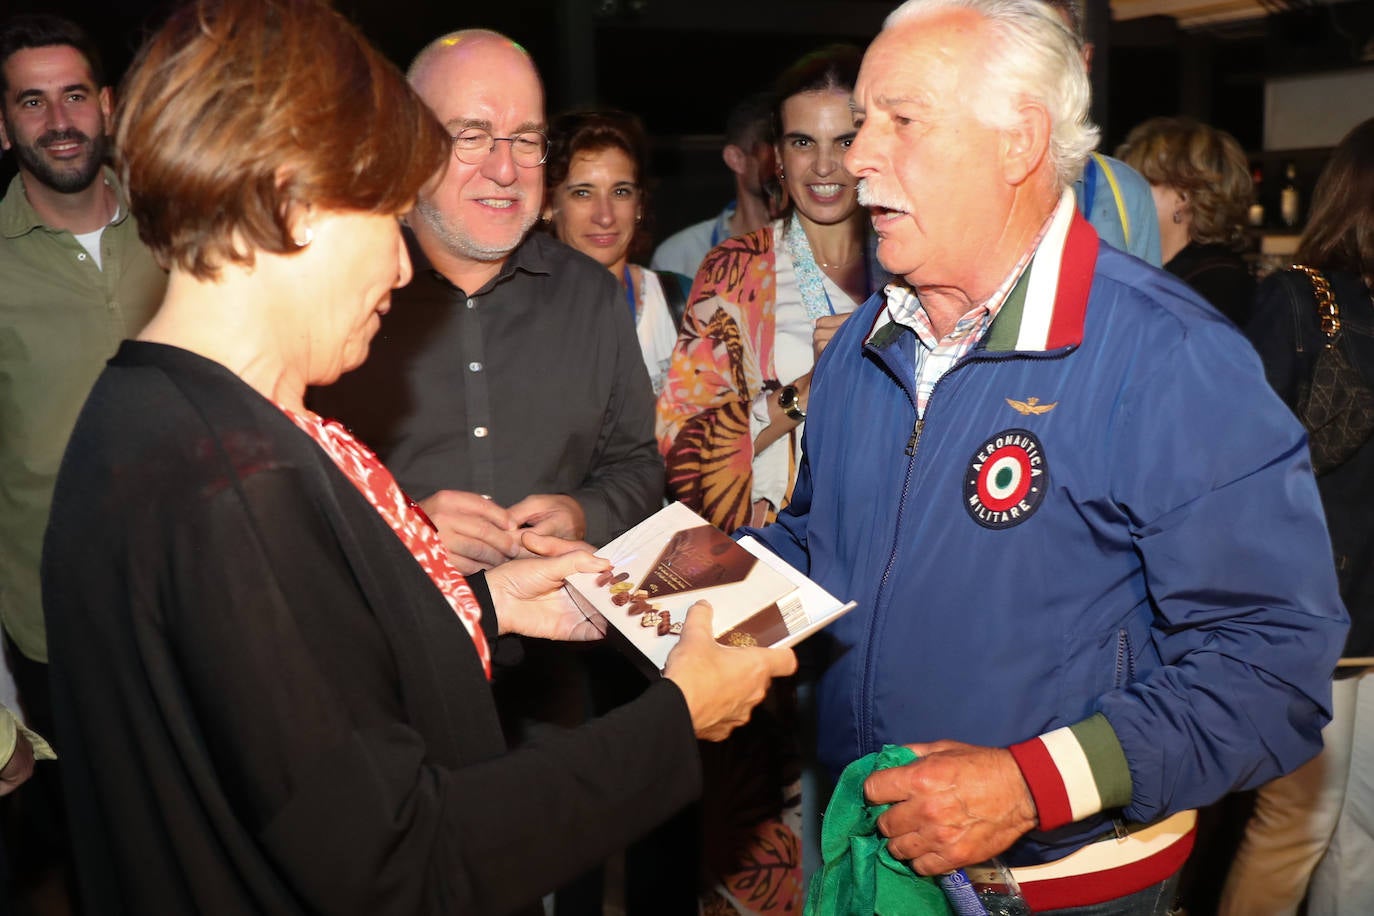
<box><xmin>882</xmin><ymin>218</ymin><xmax>1054</xmax><ymax>417</ymax></box>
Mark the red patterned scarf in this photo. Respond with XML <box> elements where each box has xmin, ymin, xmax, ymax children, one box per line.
<box><xmin>277</xmin><ymin>405</ymin><xmax>492</xmax><ymax>678</ymax></box>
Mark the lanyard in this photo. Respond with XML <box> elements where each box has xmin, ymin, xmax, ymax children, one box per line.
<box><xmin>786</xmin><ymin>216</ymin><xmax>878</xmax><ymax>319</ymax></box>
<box><xmin>623</xmin><ymin>264</ymin><xmax>637</xmax><ymax>323</ymax></box>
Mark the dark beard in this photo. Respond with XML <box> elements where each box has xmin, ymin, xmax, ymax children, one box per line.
<box><xmin>12</xmin><ymin>127</ymin><xmax>107</xmax><ymax>194</ymax></box>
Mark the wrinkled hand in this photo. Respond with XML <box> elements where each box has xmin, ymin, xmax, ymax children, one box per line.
<box><xmin>487</xmin><ymin>532</ymin><xmax>610</xmax><ymax>641</ymax></box>
<box><xmin>813</xmin><ymin>313</ymin><xmax>851</xmax><ymax>362</ymax></box>
<box><xmin>509</xmin><ymin>493</ymin><xmax>587</xmax><ymax>541</ymax></box>
<box><xmin>419</xmin><ymin>489</ymin><xmax>521</xmax><ymax>574</ymax></box>
<box><xmin>864</xmin><ymin>740</ymin><xmax>1038</xmax><ymax>875</ymax></box>
<box><xmin>0</xmin><ymin>731</ymin><xmax>35</xmax><ymax>796</ymax></box>
<box><xmin>663</xmin><ymin>602</ymin><xmax>797</xmax><ymax>741</ymax></box>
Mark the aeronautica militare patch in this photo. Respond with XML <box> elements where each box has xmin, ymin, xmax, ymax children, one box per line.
<box><xmin>964</xmin><ymin>428</ymin><xmax>1048</xmax><ymax>529</ymax></box>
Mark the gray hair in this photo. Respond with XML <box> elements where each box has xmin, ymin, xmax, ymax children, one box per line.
<box><xmin>883</xmin><ymin>0</ymin><xmax>1099</xmax><ymax>188</ymax></box>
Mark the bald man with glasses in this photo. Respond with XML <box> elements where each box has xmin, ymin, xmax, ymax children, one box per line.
<box><xmin>316</xmin><ymin>30</ymin><xmax>663</xmax><ymax>574</ymax></box>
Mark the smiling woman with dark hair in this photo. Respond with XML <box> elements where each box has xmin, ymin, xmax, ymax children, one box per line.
<box><xmin>657</xmin><ymin>44</ymin><xmax>886</xmax><ymax>535</ymax></box>
<box><xmin>543</xmin><ymin>108</ymin><xmax>687</xmax><ymax>395</ymax></box>
<box><xmin>39</xmin><ymin>1</ymin><xmax>795</xmax><ymax>913</ymax></box>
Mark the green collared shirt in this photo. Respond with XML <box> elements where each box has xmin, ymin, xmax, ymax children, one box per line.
<box><xmin>0</xmin><ymin>169</ymin><xmax>166</xmax><ymax>662</ymax></box>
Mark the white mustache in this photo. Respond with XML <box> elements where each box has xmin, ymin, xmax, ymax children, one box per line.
<box><xmin>856</xmin><ymin>179</ymin><xmax>911</xmax><ymax>213</ymax></box>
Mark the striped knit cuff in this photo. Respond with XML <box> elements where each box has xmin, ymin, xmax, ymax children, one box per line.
<box><xmin>1008</xmin><ymin>713</ymin><xmax>1133</xmax><ymax>831</ymax></box>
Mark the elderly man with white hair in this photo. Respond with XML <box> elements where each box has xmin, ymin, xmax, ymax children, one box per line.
<box><xmin>739</xmin><ymin>0</ymin><xmax>1347</xmax><ymax>913</ymax></box>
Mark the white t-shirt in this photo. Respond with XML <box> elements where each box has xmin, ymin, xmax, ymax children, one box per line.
<box><xmin>72</xmin><ymin>225</ymin><xmax>107</xmax><ymax>270</ymax></box>
<box><xmin>636</xmin><ymin>268</ymin><xmax>680</xmax><ymax>397</ymax></box>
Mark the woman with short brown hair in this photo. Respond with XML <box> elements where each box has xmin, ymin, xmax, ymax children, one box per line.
<box><xmin>41</xmin><ymin>2</ymin><xmax>794</xmax><ymax>913</ymax></box>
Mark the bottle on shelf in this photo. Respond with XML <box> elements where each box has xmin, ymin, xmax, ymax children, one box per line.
<box><xmin>1280</xmin><ymin>161</ymin><xmax>1301</xmax><ymax>229</ymax></box>
<box><xmin>1248</xmin><ymin>163</ymin><xmax>1265</xmax><ymax>228</ymax></box>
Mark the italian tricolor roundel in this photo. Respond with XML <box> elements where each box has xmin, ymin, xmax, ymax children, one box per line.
<box><xmin>963</xmin><ymin>428</ymin><xmax>1048</xmax><ymax>529</ymax></box>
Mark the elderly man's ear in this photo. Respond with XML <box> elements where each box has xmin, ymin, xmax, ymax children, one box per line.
<box><xmin>999</xmin><ymin>102</ymin><xmax>1052</xmax><ymax>187</ymax></box>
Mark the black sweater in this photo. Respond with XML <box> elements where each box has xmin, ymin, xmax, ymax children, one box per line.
<box><xmin>43</xmin><ymin>341</ymin><xmax>700</xmax><ymax>915</ymax></box>
<box><xmin>1165</xmin><ymin>241</ymin><xmax>1256</xmax><ymax>327</ymax></box>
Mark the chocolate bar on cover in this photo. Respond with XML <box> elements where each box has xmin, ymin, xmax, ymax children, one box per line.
<box><xmin>715</xmin><ymin>602</ymin><xmax>790</xmax><ymax>648</ymax></box>
<box><xmin>638</xmin><ymin>524</ymin><xmax>757</xmax><ymax>597</ymax></box>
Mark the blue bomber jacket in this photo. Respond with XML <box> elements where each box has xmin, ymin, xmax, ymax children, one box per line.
<box><xmin>745</xmin><ymin>207</ymin><xmax>1347</xmax><ymax>870</ymax></box>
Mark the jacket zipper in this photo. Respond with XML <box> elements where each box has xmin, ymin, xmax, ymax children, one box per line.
<box><xmin>905</xmin><ymin>418</ymin><xmax>923</xmax><ymax>456</ymax></box>
<box><xmin>860</xmin><ymin>420</ymin><xmax>919</xmax><ymax>753</ymax></box>
<box><xmin>857</xmin><ymin>345</ymin><xmax>1076</xmax><ymax>755</ymax></box>
<box><xmin>859</xmin><ymin>364</ymin><xmax>956</xmax><ymax>753</ymax></box>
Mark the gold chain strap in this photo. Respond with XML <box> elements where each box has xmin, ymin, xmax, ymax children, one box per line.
<box><xmin>1291</xmin><ymin>263</ymin><xmax>1340</xmax><ymax>342</ymax></box>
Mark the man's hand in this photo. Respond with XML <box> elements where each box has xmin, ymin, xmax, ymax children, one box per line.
<box><xmin>486</xmin><ymin>532</ymin><xmax>610</xmax><ymax>641</ymax></box>
<box><xmin>864</xmin><ymin>740</ymin><xmax>1039</xmax><ymax>875</ymax></box>
<box><xmin>663</xmin><ymin>602</ymin><xmax>797</xmax><ymax>741</ymax></box>
<box><xmin>508</xmin><ymin>493</ymin><xmax>587</xmax><ymax>541</ymax></box>
<box><xmin>418</xmin><ymin>489</ymin><xmax>521</xmax><ymax>574</ymax></box>
<box><xmin>513</xmin><ymin>528</ymin><xmax>597</xmax><ymax>560</ymax></box>
<box><xmin>0</xmin><ymin>732</ymin><xmax>35</xmax><ymax>796</ymax></box>
<box><xmin>813</xmin><ymin>313</ymin><xmax>851</xmax><ymax>362</ymax></box>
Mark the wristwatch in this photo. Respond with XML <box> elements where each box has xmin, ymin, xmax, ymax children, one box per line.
<box><xmin>777</xmin><ymin>384</ymin><xmax>806</xmax><ymax>422</ymax></box>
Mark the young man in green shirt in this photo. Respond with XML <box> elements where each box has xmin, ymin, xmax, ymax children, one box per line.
<box><xmin>0</xmin><ymin>12</ymin><xmax>166</xmax><ymax>905</ymax></box>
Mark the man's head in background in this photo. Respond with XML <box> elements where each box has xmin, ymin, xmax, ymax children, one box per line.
<box><xmin>0</xmin><ymin>14</ymin><xmax>111</xmax><ymax>195</ymax></box>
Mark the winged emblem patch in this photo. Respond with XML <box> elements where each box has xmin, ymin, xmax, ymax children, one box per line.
<box><xmin>1006</xmin><ymin>396</ymin><xmax>1057</xmax><ymax>416</ymax></box>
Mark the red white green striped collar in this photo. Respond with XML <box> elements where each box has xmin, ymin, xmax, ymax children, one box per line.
<box><xmin>982</xmin><ymin>190</ymin><xmax>1099</xmax><ymax>352</ymax></box>
<box><xmin>868</xmin><ymin>191</ymin><xmax>1099</xmax><ymax>354</ymax></box>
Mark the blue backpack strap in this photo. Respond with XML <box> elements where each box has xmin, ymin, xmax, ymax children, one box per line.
<box><xmin>1079</xmin><ymin>154</ymin><xmax>1097</xmax><ymax>218</ymax></box>
<box><xmin>1090</xmin><ymin>153</ymin><xmax>1132</xmax><ymax>248</ymax></box>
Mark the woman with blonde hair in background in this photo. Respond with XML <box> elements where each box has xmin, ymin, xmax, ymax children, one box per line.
<box><xmin>1118</xmin><ymin>116</ymin><xmax>1256</xmax><ymax>325</ymax></box>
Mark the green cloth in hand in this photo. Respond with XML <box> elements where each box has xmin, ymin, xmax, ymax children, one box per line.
<box><xmin>805</xmin><ymin>744</ymin><xmax>953</xmax><ymax>916</ymax></box>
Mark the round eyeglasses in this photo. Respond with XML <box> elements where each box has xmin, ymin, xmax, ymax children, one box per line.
<box><xmin>450</xmin><ymin>128</ymin><xmax>549</xmax><ymax>168</ymax></box>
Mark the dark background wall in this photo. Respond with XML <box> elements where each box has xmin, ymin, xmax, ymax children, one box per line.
<box><xmin>6</xmin><ymin>0</ymin><xmax>1373</xmax><ymax>240</ymax></box>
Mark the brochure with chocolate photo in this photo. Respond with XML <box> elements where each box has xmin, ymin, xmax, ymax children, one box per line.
<box><xmin>564</xmin><ymin>502</ymin><xmax>857</xmax><ymax>674</ymax></box>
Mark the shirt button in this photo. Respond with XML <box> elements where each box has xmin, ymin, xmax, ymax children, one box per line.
<box><xmin>468</xmin><ymin>361</ymin><xmax>482</xmax><ymax>372</ymax></box>
<box><xmin>473</xmin><ymin>426</ymin><xmax>489</xmax><ymax>438</ymax></box>
<box><xmin>77</xmin><ymin>253</ymin><xmax>88</xmax><ymax>261</ymax></box>
<box><xmin>466</xmin><ymin>298</ymin><xmax>477</xmax><ymax>309</ymax></box>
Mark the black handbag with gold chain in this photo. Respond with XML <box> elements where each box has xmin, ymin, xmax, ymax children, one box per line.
<box><xmin>1290</xmin><ymin>264</ymin><xmax>1374</xmax><ymax>474</ymax></box>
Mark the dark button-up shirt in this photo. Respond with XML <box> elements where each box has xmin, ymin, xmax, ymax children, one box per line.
<box><xmin>313</xmin><ymin>230</ymin><xmax>663</xmax><ymax>546</ymax></box>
